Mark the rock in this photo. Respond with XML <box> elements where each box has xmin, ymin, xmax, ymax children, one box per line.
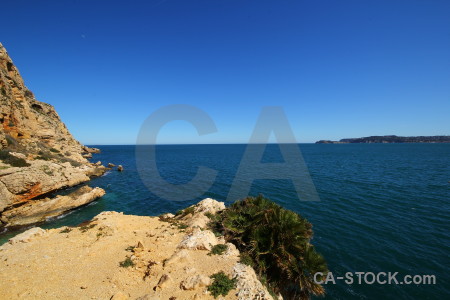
<box><xmin>107</xmin><ymin>163</ymin><xmax>116</xmax><ymax>168</ymax></box>
<box><xmin>193</xmin><ymin>198</ymin><xmax>226</xmax><ymax>215</ymax></box>
<box><xmin>85</xmin><ymin>165</ymin><xmax>107</xmax><ymax>177</ymax></box>
<box><xmin>154</xmin><ymin>274</ymin><xmax>171</xmax><ymax>290</ymax></box>
<box><xmin>9</xmin><ymin>152</ymin><xmax>26</xmax><ymax>159</ymax></box>
<box><xmin>233</xmin><ymin>263</ymin><xmax>274</xmax><ymax>300</ymax></box>
<box><xmin>164</xmin><ymin>249</ymin><xmax>190</xmax><ymax>267</ymax></box>
<box><xmin>180</xmin><ymin>274</ymin><xmax>211</xmax><ymax>290</ymax></box>
<box><xmin>94</xmin><ymin>161</ymin><xmax>102</xmax><ymax>166</ymax></box>
<box><xmin>160</xmin><ymin>213</ymin><xmax>175</xmax><ymax>219</ymax></box>
<box><xmin>177</xmin><ymin>229</ymin><xmax>218</xmax><ymax>251</ymax></box>
<box><xmin>8</xmin><ymin>227</ymin><xmax>46</xmax><ymax>244</ymax></box>
<box><xmin>224</xmin><ymin>243</ymin><xmax>240</xmax><ymax>257</ymax></box>
<box><xmin>0</xmin><ymin>44</ymin><xmax>110</xmax><ymax>228</ymax></box>
<box><xmin>83</xmin><ymin>146</ymin><xmax>101</xmax><ymax>153</ymax></box>
<box><xmin>2</xmin><ymin>186</ymin><xmax>105</xmax><ymax>227</ymax></box>
<box><xmin>110</xmin><ymin>291</ymin><xmax>128</xmax><ymax>300</ymax></box>
<box><xmin>117</xmin><ymin>165</ymin><xmax>123</xmax><ymax>172</ymax></box>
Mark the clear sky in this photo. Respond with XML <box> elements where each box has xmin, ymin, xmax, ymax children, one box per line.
<box><xmin>1</xmin><ymin>0</ymin><xmax>449</xmax><ymax>144</ymax></box>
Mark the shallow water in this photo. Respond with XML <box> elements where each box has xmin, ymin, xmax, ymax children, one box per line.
<box><xmin>1</xmin><ymin>143</ymin><xmax>449</xmax><ymax>299</ymax></box>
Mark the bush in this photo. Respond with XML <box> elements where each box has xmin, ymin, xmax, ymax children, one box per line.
<box><xmin>60</xmin><ymin>227</ymin><xmax>72</xmax><ymax>234</ymax></box>
<box><xmin>119</xmin><ymin>257</ymin><xmax>135</xmax><ymax>268</ymax></box>
<box><xmin>0</xmin><ymin>150</ymin><xmax>30</xmax><ymax>167</ymax></box>
<box><xmin>207</xmin><ymin>272</ymin><xmax>236</xmax><ymax>298</ymax></box>
<box><xmin>5</xmin><ymin>135</ymin><xmax>16</xmax><ymax>146</ymax></box>
<box><xmin>24</xmin><ymin>90</ymin><xmax>34</xmax><ymax>98</ymax></box>
<box><xmin>50</xmin><ymin>148</ymin><xmax>60</xmax><ymax>153</ymax></box>
<box><xmin>209</xmin><ymin>244</ymin><xmax>228</xmax><ymax>256</ymax></box>
<box><xmin>175</xmin><ymin>206</ymin><xmax>195</xmax><ymax>217</ymax></box>
<box><xmin>215</xmin><ymin>195</ymin><xmax>328</xmax><ymax>300</ymax></box>
<box><xmin>239</xmin><ymin>253</ymin><xmax>254</xmax><ymax>267</ymax></box>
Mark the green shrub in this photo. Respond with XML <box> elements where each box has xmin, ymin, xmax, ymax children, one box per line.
<box><xmin>125</xmin><ymin>245</ymin><xmax>136</xmax><ymax>252</ymax></box>
<box><xmin>216</xmin><ymin>195</ymin><xmax>328</xmax><ymax>300</ymax></box>
<box><xmin>60</xmin><ymin>227</ymin><xmax>72</xmax><ymax>234</ymax></box>
<box><xmin>1</xmin><ymin>86</ymin><xmax>6</xmax><ymax>96</ymax></box>
<box><xmin>5</xmin><ymin>135</ymin><xmax>16</xmax><ymax>146</ymax></box>
<box><xmin>207</xmin><ymin>272</ymin><xmax>236</xmax><ymax>298</ymax></box>
<box><xmin>24</xmin><ymin>90</ymin><xmax>33</xmax><ymax>98</ymax></box>
<box><xmin>0</xmin><ymin>150</ymin><xmax>30</xmax><ymax>167</ymax></box>
<box><xmin>175</xmin><ymin>206</ymin><xmax>195</xmax><ymax>218</ymax></box>
<box><xmin>119</xmin><ymin>257</ymin><xmax>135</xmax><ymax>268</ymax></box>
<box><xmin>79</xmin><ymin>223</ymin><xmax>97</xmax><ymax>233</ymax></box>
<box><xmin>50</xmin><ymin>148</ymin><xmax>60</xmax><ymax>153</ymax></box>
<box><xmin>35</xmin><ymin>151</ymin><xmax>52</xmax><ymax>161</ymax></box>
<box><xmin>177</xmin><ymin>223</ymin><xmax>188</xmax><ymax>230</ymax></box>
<box><xmin>239</xmin><ymin>253</ymin><xmax>254</xmax><ymax>267</ymax></box>
<box><xmin>209</xmin><ymin>244</ymin><xmax>228</xmax><ymax>256</ymax></box>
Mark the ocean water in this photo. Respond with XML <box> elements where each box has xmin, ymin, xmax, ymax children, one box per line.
<box><xmin>1</xmin><ymin>143</ymin><xmax>449</xmax><ymax>299</ymax></box>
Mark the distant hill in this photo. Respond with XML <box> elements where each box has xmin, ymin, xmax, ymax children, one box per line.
<box><xmin>316</xmin><ymin>135</ymin><xmax>450</xmax><ymax>144</ymax></box>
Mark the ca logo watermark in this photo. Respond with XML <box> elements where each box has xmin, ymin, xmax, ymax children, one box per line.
<box><xmin>136</xmin><ymin>104</ymin><xmax>319</xmax><ymax>202</ymax></box>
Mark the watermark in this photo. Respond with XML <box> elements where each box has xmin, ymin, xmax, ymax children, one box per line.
<box><xmin>314</xmin><ymin>272</ymin><xmax>437</xmax><ymax>285</ymax></box>
<box><xmin>136</xmin><ymin>104</ymin><xmax>319</xmax><ymax>202</ymax></box>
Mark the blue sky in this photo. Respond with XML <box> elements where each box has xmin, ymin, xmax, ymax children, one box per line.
<box><xmin>1</xmin><ymin>0</ymin><xmax>449</xmax><ymax>144</ymax></box>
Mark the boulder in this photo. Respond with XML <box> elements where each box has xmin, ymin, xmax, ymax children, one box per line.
<box><xmin>177</xmin><ymin>229</ymin><xmax>218</xmax><ymax>251</ymax></box>
<box><xmin>180</xmin><ymin>274</ymin><xmax>211</xmax><ymax>290</ymax></box>
<box><xmin>117</xmin><ymin>165</ymin><xmax>124</xmax><ymax>172</ymax></box>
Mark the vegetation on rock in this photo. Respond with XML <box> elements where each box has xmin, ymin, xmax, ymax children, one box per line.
<box><xmin>208</xmin><ymin>244</ymin><xmax>228</xmax><ymax>256</ymax></box>
<box><xmin>0</xmin><ymin>150</ymin><xmax>30</xmax><ymax>167</ymax></box>
<box><xmin>210</xmin><ymin>195</ymin><xmax>328</xmax><ymax>300</ymax></box>
<box><xmin>207</xmin><ymin>271</ymin><xmax>236</xmax><ymax>298</ymax></box>
<box><xmin>119</xmin><ymin>257</ymin><xmax>135</xmax><ymax>268</ymax></box>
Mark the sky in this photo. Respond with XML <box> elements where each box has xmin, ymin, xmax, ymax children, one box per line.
<box><xmin>1</xmin><ymin>0</ymin><xmax>449</xmax><ymax>144</ymax></box>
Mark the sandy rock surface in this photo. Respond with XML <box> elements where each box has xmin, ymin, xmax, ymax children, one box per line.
<box><xmin>0</xmin><ymin>199</ymin><xmax>274</xmax><ymax>300</ymax></box>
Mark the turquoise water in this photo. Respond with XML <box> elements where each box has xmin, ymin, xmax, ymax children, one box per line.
<box><xmin>1</xmin><ymin>144</ymin><xmax>449</xmax><ymax>299</ymax></box>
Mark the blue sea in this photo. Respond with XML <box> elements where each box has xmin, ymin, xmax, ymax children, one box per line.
<box><xmin>1</xmin><ymin>144</ymin><xmax>449</xmax><ymax>299</ymax></box>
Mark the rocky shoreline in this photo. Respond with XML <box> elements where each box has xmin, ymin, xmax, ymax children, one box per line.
<box><xmin>0</xmin><ymin>198</ymin><xmax>275</xmax><ymax>300</ymax></box>
<box><xmin>0</xmin><ymin>43</ymin><xmax>109</xmax><ymax>230</ymax></box>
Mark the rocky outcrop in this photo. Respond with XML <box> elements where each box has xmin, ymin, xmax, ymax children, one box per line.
<box><xmin>1</xmin><ymin>186</ymin><xmax>105</xmax><ymax>227</ymax></box>
<box><xmin>0</xmin><ymin>199</ymin><xmax>273</xmax><ymax>300</ymax></box>
<box><xmin>0</xmin><ymin>43</ymin><xmax>106</xmax><ymax>228</ymax></box>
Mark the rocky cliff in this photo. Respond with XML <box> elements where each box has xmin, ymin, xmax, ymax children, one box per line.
<box><xmin>0</xmin><ymin>43</ymin><xmax>106</xmax><ymax>228</ymax></box>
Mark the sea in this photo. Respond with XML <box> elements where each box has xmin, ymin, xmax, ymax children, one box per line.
<box><xmin>1</xmin><ymin>143</ymin><xmax>449</xmax><ymax>299</ymax></box>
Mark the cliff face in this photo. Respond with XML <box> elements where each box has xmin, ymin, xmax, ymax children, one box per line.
<box><xmin>0</xmin><ymin>43</ymin><xmax>105</xmax><ymax>228</ymax></box>
<box><xmin>0</xmin><ymin>43</ymin><xmax>88</xmax><ymax>162</ymax></box>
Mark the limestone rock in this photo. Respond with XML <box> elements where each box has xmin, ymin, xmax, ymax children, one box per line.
<box><xmin>154</xmin><ymin>274</ymin><xmax>171</xmax><ymax>290</ymax></box>
<box><xmin>193</xmin><ymin>198</ymin><xmax>226</xmax><ymax>215</ymax></box>
<box><xmin>177</xmin><ymin>229</ymin><xmax>218</xmax><ymax>251</ymax></box>
<box><xmin>233</xmin><ymin>263</ymin><xmax>274</xmax><ymax>300</ymax></box>
<box><xmin>110</xmin><ymin>291</ymin><xmax>128</xmax><ymax>300</ymax></box>
<box><xmin>164</xmin><ymin>249</ymin><xmax>190</xmax><ymax>267</ymax></box>
<box><xmin>8</xmin><ymin>227</ymin><xmax>46</xmax><ymax>244</ymax></box>
<box><xmin>0</xmin><ymin>43</ymin><xmax>105</xmax><ymax>227</ymax></box>
<box><xmin>2</xmin><ymin>186</ymin><xmax>105</xmax><ymax>227</ymax></box>
<box><xmin>117</xmin><ymin>165</ymin><xmax>123</xmax><ymax>172</ymax></box>
<box><xmin>180</xmin><ymin>274</ymin><xmax>211</xmax><ymax>290</ymax></box>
